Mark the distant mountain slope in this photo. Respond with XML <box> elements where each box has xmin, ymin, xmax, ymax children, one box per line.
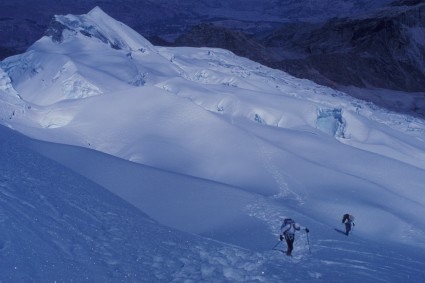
<box><xmin>0</xmin><ymin>0</ymin><xmax>392</xmax><ymax>59</ymax></box>
<box><xmin>157</xmin><ymin>0</ymin><xmax>393</xmax><ymax>22</ymax></box>
<box><xmin>174</xmin><ymin>1</ymin><xmax>425</xmax><ymax>117</ymax></box>
<box><xmin>264</xmin><ymin>1</ymin><xmax>425</xmax><ymax>91</ymax></box>
<box><xmin>174</xmin><ymin>23</ymin><xmax>270</xmax><ymax>65</ymax></box>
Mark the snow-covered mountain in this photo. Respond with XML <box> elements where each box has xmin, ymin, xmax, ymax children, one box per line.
<box><xmin>1</xmin><ymin>7</ymin><xmax>425</xmax><ymax>282</ymax></box>
<box><xmin>2</xmin><ymin>0</ymin><xmax>417</xmax><ymax>117</ymax></box>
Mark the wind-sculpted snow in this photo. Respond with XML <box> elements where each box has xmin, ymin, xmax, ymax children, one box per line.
<box><xmin>2</xmin><ymin>125</ymin><xmax>425</xmax><ymax>282</ymax></box>
<box><xmin>0</xmin><ymin>126</ymin><xmax>274</xmax><ymax>282</ymax></box>
<box><xmin>1</xmin><ymin>8</ymin><xmax>425</xmax><ymax>282</ymax></box>
<box><xmin>62</xmin><ymin>73</ymin><xmax>102</xmax><ymax>100</ymax></box>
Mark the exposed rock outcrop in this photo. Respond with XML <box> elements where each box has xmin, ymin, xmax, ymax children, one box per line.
<box><xmin>174</xmin><ymin>23</ymin><xmax>269</xmax><ymax>65</ymax></box>
<box><xmin>264</xmin><ymin>2</ymin><xmax>425</xmax><ymax>93</ymax></box>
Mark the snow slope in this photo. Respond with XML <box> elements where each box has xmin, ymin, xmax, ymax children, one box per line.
<box><xmin>2</xmin><ymin>123</ymin><xmax>425</xmax><ymax>282</ymax></box>
<box><xmin>1</xmin><ymin>7</ymin><xmax>425</xmax><ymax>282</ymax></box>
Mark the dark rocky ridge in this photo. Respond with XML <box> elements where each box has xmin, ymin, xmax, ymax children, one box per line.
<box><xmin>265</xmin><ymin>3</ymin><xmax>425</xmax><ymax>92</ymax></box>
<box><xmin>174</xmin><ymin>23</ymin><xmax>270</xmax><ymax>65</ymax></box>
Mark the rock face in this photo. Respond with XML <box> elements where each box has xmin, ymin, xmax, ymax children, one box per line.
<box><xmin>174</xmin><ymin>24</ymin><xmax>269</xmax><ymax>65</ymax></box>
<box><xmin>264</xmin><ymin>2</ymin><xmax>425</xmax><ymax>93</ymax></box>
<box><xmin>176</xmin><ymin>2</ymin><xmax>425</xmax><ymax>93</ymax></box>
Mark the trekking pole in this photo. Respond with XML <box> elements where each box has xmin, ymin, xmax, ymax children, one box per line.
<box><xmin>272</xmin><ymin>240</ymin><xmax>281</xmax><ymax>250</ymax></box>
<box><xmin>306</xmin><ymin>232</ymin><xmax>312</xmax><ymax>254</ymax></box>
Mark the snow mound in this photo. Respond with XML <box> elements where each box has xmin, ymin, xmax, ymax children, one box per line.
<box><xmin>62</xmin><ymin>73</ymin><xmax>102</xmax><ymax>100</ymax></box>
<box><xmin>0</xmin><ymin>52</ymin><xmax>105</xmax><ymax>105</ymax></box>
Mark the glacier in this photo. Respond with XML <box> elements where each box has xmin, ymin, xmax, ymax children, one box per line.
<box><xmin>0</xmin><ymin>7</ymin><xmax>425</xmax><ymax>282</ymax></box>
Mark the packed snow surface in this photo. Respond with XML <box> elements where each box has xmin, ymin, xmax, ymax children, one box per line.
<box><xmin>1</xmin><ymin>7</ymin><xmax>425</xmax><ymax>282</ymax></box>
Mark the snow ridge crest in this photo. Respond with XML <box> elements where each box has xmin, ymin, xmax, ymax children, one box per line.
<box><xmin>45</xmin><ymin>6</ymin><xmax>154</xmax><ymax>52</ymax></box>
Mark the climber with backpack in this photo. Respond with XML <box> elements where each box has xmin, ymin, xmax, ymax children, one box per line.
<box><xmin>279</xmin><ymin>218</ymin><xmax>309</xmax><ymax>256</ymax></box>
<box><xmin>342</xmin><ymin>213</ymin><xmax>355</xmax><ymax>236</ymax></box>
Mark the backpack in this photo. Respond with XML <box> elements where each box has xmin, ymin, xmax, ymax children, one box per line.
<box><xmin>343</xmin><ymin>214</ymin><xmax>355</xmax><ymax>223</ymax></box>
<box><xmin>281</xmin><ymin>218</ymin><xmax>295</xmax><ymax>229</ymax></box>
